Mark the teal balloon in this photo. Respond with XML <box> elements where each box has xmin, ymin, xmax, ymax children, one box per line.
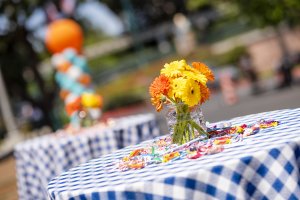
<box><xmin>70</xmin><ymin>112</ymin><xmax>80</xmax><ymax>127</ymax></box>
<box><xmin>73</xmin><ymin>56</ymin><xmax>89</xmax><ymax>73</ymax></box>
<box><xmin>63</xmin><ymin>48</ymin><xmax>76</xmax><ymax>62</ymax></box>
<box><xmin>55</xmin><ymin>73</ymin><xmax>65</xmax><ymax>86</ymax></box>
<box><xmin>84</xmin><ymin>88</ymin><xmax>94</xmax><ymax>93</ymax></box>
<box><xmin>55</xmin><ymin>72</ymin><xmax>85</xmax><ymax>95</ymax></box>
<box><xmin>70</xmin><ymin>83</ymin><xmax>86</xmax><ymax>95</ymax></box>
<box><xmin>55</xmin><ymin>73</ymin><xmax>73</xmax><ymax>89</ymax></box>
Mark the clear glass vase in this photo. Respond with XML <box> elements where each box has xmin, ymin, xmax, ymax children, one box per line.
<box><xmin>166</xmin><ymin>103</ymin><xmax>207</xmax><ymax>145</ymax></box>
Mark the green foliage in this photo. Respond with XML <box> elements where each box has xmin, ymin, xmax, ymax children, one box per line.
<box><xmin>88</xmin><ymin>54</ymin><xmax>120</xmax><ymax>72</ymax></box>
<box><xmin>187</xmin><ymin>0</ymin><xmax>300</xmax><ymax>28</ymax></box>
<box><xmin>203</xmin><ymin>19</ymin><xmax>254</xmax><ymax>43</ymax></box>
<box><xmin>228</xmin><ymin>0</ymin><xmax>300</xmax><ymax>27</ymax></box>
<box><xmin>186</xmin><ymin>0</ymin><xmax>212</xmax><ymax>11</ymax></box>
<box><xmin>89</xmin><ymin>46</ymin><xmax>168</xmax><ymax>86</ymax></box>
<box><xmin>84</xmin><ymin>31</ymin><xmax>111</xmax><ymax>46</ymax></box>
<box><xmin>103</xmin><ymin>92</ymin><xmax>145</xmax><ymax>111</ymax></box>
<box><xmin>51</xmin><ymin>98</ymin><xmax>69</xmax><ymax>130</ymax></box>
<box><xmin>220</xmin><ymin>46</ymin><xmax>247</xmax><ymax>65</ymax></box>
<box><xmin>188</xmin><ymin>46</ymin><xmax>245</xmax><ymax>67</ymax></box>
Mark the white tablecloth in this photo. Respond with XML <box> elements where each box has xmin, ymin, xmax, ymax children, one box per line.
<box><xmin>15</xmin><ymin>113</ymin><xmax>160</xmax><ymax>200</ymax></box>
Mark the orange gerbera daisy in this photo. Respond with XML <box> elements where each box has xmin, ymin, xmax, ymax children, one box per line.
<box><xmin>149</xmin><ymin>75</ymin><xmax>170</xmax><ymax>111</ymax></box>
<box><xmin>192</xmin><ymin>62</ymin><xmax>215</xmax><ymax>82</ymax></box>
<box><xmin>199</xmin><ymin>83</ymin><xmax>211</xmax><ymax>104</ymax></box>
<box><xmin>151</xmin><ymin>97</ymin><xmax>163</xmax><ymax>112</ymax></box>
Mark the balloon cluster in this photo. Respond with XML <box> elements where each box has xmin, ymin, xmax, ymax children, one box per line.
<box><xmin>51</xmin><ymin>48</ymin><xmax>103</xmax><ymax>129</ymax></box>
<box><xmin>45</xmin><ymin>19</ymin><xmax>103</xmax><ymax>129</ymax></box>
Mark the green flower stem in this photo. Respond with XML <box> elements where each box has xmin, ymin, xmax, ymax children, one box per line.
<box><xmin>166</xmin><ymin>96</ymin><xmax>176</xmax><ymax>104</ymax></box>
<box><xmin>172</xmin><ymin>103</ymin><xmax>208</xmax><ymax>145</ymax></box>
<box><xmin>190</xmin><ymin>120</ymin><xmax>208</xmax><ymax>138</ymax></box>
<box><xmin>191</xmin><ymin>124</ymin><xmax>195</xmax><ymax>140</ymax></box>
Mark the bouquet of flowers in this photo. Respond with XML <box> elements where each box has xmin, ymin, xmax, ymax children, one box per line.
<box><xmin>149</xmin><ymin>60</ymin><xmax>214</xmax><ymax>144</ymax></box>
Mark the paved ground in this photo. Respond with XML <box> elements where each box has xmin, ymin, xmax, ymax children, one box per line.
<box><xmin>1</xmin><ymin>82</ymin><xmax>299</xmax><ymax>200</ymax></box>
<box><xmin>0</xmin><ymin>156</ymin><xmax>17</xmax><ymax>200</ymax></box>
<box><xmin>204</xmin><ymin>84</ymin><xmax>300</xmax><ymax>122</ymax></box>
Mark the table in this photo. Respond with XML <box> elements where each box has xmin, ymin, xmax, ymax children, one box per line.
<box><xmin>47</xmin><ymin>108</ymin><xmax>300</xmax><ymax>200</ymax></box>
<box><xmin>14</xmin><ymin>113</ymin><xmax>159</xmax><ymax>200</ymax></box>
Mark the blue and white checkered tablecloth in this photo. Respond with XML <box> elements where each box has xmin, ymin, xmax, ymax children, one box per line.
<box><xmin>47</xmin><ymin>108</ymin><xmax>300</xmax><ymax>200</ymax></box>
<box><xmin>15</xmin><ymin>113</ymin><xmax>159</xmax><ymax>200</ymax></box>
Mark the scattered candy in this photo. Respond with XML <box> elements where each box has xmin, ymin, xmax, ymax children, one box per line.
<box><xmin>117</xmin><ymin>119</ymin><xmax>279</xmax><ymax>171</ymax></box>
<box><xmin>213</xmin><ymin>136</ymin><xmax>231</xmax><ymax>145</ymax></box>
<box><xmin>187</xmin><ymin>151</ymin><xmax>203</xmax><ymax>159</ymax></box>
<box><xmin>163</xmin><ymin>152</ymin><xmax>180</xmax><ymax>162</ymax></box>
<box><xmin>203</xmin><ymin>145</ymin><xmax>224</xmax><ymax>155</ymax></box>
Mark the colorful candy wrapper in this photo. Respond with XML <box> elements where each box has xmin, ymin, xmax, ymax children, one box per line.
<box><xmin>117</xmin><ymin>119</ymin><xmax>279</xmax><ymax>171</ymax></box>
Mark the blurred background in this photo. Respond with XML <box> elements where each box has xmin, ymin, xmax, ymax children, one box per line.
<box><xmin>1</xmin><ymin>0</ymin><xmax>300</xmax><ymax>199</ymax></box>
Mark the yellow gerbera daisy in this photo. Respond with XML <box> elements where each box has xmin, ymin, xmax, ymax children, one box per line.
<box><xmin>170</xmin><ymin>77</ymin><xmax>201</xmax><ymax>107</ymax></box>
<box><xmin>181</xmin><ymin>70</ymin><xmax>207</xmax><ymax>85</ymax></box>
<box><xmin>183</xmin><ymin>63</ymin><xmax>198</xmax><ymax>73</ymax></box>
<box><xmin>161</xmin><ymin>60</ymin><xmax>187</xmax><ymax>78</ymax></box>
<box><xmin>168</xmin><ymin>77</ymin><xmax>181</xmax><ymax>100</ymax></box>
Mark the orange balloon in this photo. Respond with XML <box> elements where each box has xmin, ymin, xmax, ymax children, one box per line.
<box><xmin>97</xmin><ymin>95</ymin><xmax>103</xmax><ymax>108</ymax></box>
<box><xmin>45</xmin><ymin>19</ymin><xmax>83</xmax><ymax>54</ymax></box>
<box><xmin>65</xmin><ymin>97</ymin><xmax>82</xmax><ymax>116</ymax></box>
<box><xmin>59</xmin><ymin>89</ymin><xmax>70</xmax><ymax>100</ymax></box>
<box><xmin>78</xmin><ymin>74</ymin><xmax>91</xmax><ymax>85</ymax></box>
<box><xmin>57</xmin><ymin>61</ymin><xmax>72</xmax><ymax>72</ymax></box>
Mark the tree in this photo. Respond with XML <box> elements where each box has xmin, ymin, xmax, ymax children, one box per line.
<box><xmin>102</xmin><ymin>0</ymin><xmax>186</xmax><ymax>31</ymax></box>
<box><xmin>229</xmin><ymin>0</ymin><xmax>300</xmax><ymax>54</ymax></box>
<box><xmin>228</xmin><ymin>0</ymin><xmax>300</xmax><ymax>87</ymax></box>
<box><xmin>0</xmin><ymin>1</ymin><xmax>52</xmax><ymax>129</ymax></box>
<box><xmin>187</xmin><ymin>0</ymin><xmax>300</xmax><ymax>87</ymax></box>
<box><xmin>187</xmin><ymin>0</ymin><xmax>300</xmax><ymax>52</ymax></box>
<box><xmin>0</xmin><ymin>0</ymin><xmax>81</xmax><ymax>130</ymax></box>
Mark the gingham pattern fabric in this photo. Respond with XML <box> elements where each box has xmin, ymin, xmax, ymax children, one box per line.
<box><xmin>15</xmin><ymin>113</ymin><xmax>159</xmax><ymax>200</ymax></box>
<box><xmin>48</xmin><ymin>108</ymin><xmax>300</xmax><ymax>200</ymax></box>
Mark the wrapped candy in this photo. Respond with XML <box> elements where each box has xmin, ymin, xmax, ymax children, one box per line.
<box><xmin>187</xmin><ymin>147</ymin><xmax>203</xmax><ymax>159</ymax></box>
<box><xmin>204</xmin><ymin>145</ymin><xmax>224</xmax><ymax>155</ymax></box>
<box><xmin>213</xmin><ymin>136</ymin><xmax>231</xmax><ymax>145</ymax></box>
<box><xmin>259</xmin><ymin>120</ymin><xmax>279</xmax><ymax>128</ymax></box>
<box><xmin>162</xmin><ymin>152</ymin><xmax>180</xmax><ymax>162</ymax></box>
<box><xmin>116</xmin><ymin>119</ymin><xmax>279</xmax><ymax>171</ymax></box>
<box><xmin>243</xmin><ymin>124</ymin><xmax>260</xmax><ymax>137</ymax></box>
